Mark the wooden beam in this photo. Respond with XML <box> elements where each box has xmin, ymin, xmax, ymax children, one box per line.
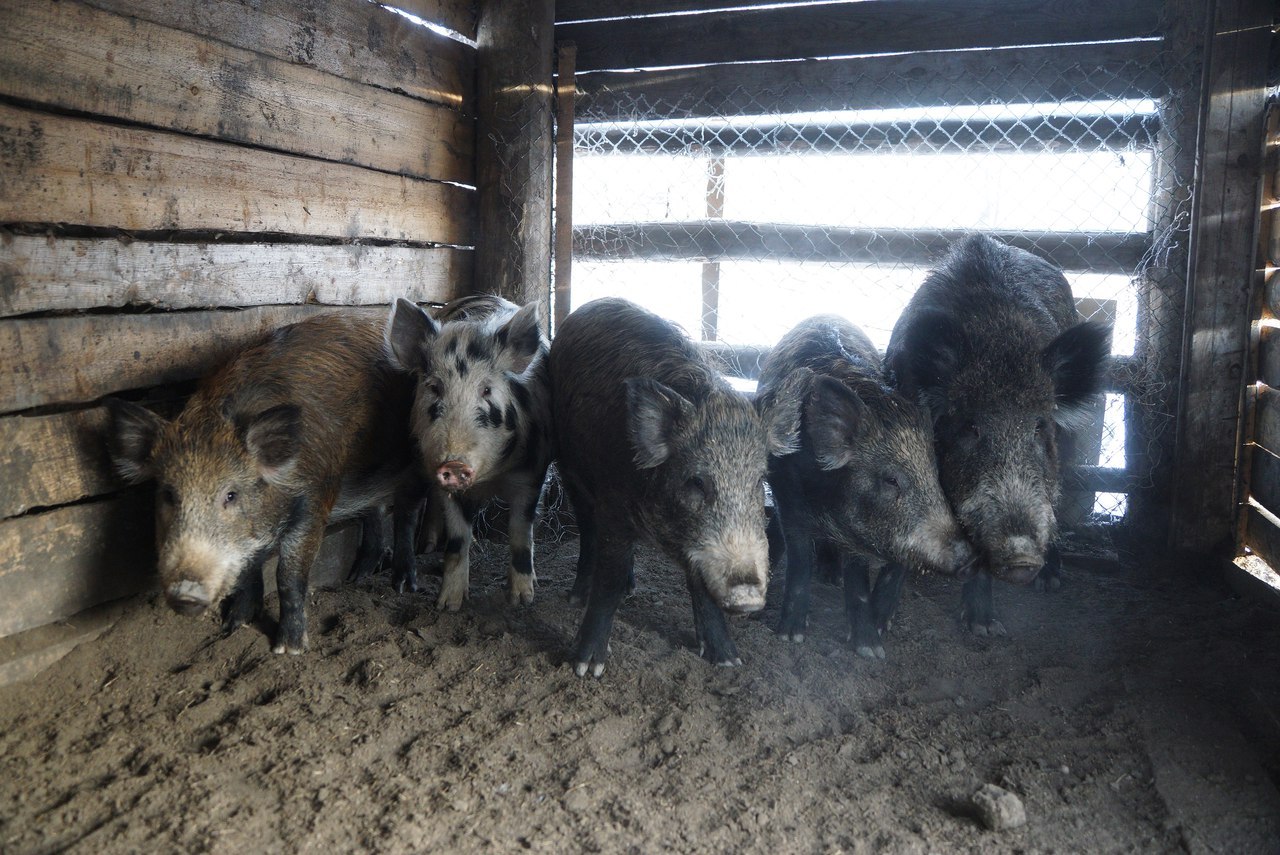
<box><xmin>0</xmin><ymin>103</ymin><xmax>474</xmax><ymax>245</ymax></box>
<box><xmin>474</xmin><ymin>0</ymin><xmax>555</xmax><ymax>315</ymax></box>
<box><xmin>384</xmin><ymin>0</ymin><xmax>480</xmax><ymax>41</ymax></box>
<box><xmin>0</xmin><ymin>236</ymin><xmax>470</xmax><ymax>317</ymax></box>
<box><xmin>1250</xmin><ymin>448</ymin><xmax>1280</xmax><ymax>526</ymax></box>
<box><xmin>1063</xmin><ymin>464</ymin><xmax>1130</xmax><ymax>495</ymax></box>
<box><xmin>0</xmin><ymin>496</ymin><xmax>153</xmax><ymax>638</ymax></box>
<box><xmin>0</xmin><ymin>0</ymin><xmax>474</xmax><ymax>185</ymax></box>
<box><xmin>1169</xmin><ymin>0</ymin><xmax>1273</xmax><ymax>555</ymax></box>
<box><xmin>1260</xmin><ymin>324</ymin><xmax>1280</xmax><ymax>387</ymax></box>
<box><xmin>576</xmin><ymin>114</ymin><xmax>1158</xmax><ymax>157</ymax></box>
<box><xmin>559</xmin><ymin>0</ymin><xmax>1163</xmax><ymax>73</ymax></box>
<box><xmin>0</xmin><ymin>306</ymin><xmax>385</xmax><ymax>414</ymax></box>
<box><xmin>573</xmin><ymin>221</ymin><xmax>1150</xmax><ymax>273</ymax></box>
<box><xmin>554</xmin><ymin>44</ymin><xmax>578</xmax><ymax>331</ymax></box>
<box><xmin>1255</xmin><ymin>383</ymin><xmax>1280</xmax><ymax>455</ymax></box>
<box><xmin>81</xmin><ymin>0</ymin><xmax>474</xmax><ymax>110</ymax></box>
<box><xmin>557</xmin><ymin>0</ymin><xmax>811</xmax><ymax>21</ymax></box>
<box><xmin>1244</xmin><ymin>501</ymin><xmax>1280</xmax><ymax>570</ymax></box>
<box><xmin>576</xmin><ymin>41</ymin><xmax>1166</xmax><ymax>122</ymax></box>
<box><xmin>0</xmin><ymin>408</ymin><xmax>114</xmax><ymax>520</ymax></box>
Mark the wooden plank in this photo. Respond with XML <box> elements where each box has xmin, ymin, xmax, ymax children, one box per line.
<box><xmin>0</xmin><ymin>236</ymin><xmax>470</xmax><ymax>317</ymax></box>
<box><xmin>577</xmin><ymin>114</ymin><xmax>1158</xmax><ymax>157</ymax></box>
<box><xmin>1169</xmin><ymin>0</ymin><xmax>1273</xmax><ymax>555</ymax></box>
<box><xmin>1255</xmin><ymin>384</ymin><xmax>1280</xmax><ymax>454</ymax></box>
<box><xmin>1063</xmin><ymin>465</ymin><xmax>1129</xmax><ymax>495</ymax></box>
<box><xmin>0</xmin><ymin>306</ymin><xmax>385</xmax><ymax>414</ymax></box>
<box><xmin>0</xmin><ymin>104</ymin><xmax>474</xmax><ymax>245</ymax></box>
<box><xmin>1260</xmin><ymin>324</ymin><xmax>1280</xmax><ymax>388</ymax></box>
<box><xmin>0</xmin><ymin>600</ymin><xmax>125</xmax><ymax>687</ymax></box>
<box><xmin>557</xmin><ymin>0</ymin><xmax>807</xmax><ymax>20</ymax></box>
<box><xmin>0</xmin><ymin>497</ymin><xmax>153</xmax><ymax>638</ymax></box>
<box><xmin>576</xmin><ymin>41</ymin><xmax>1166</xmax><ymax>122</ymax></box>
<box><xmin>0</xmin><ymin>408</ymin><xmax>115</xmax><ymax>520</ymax></box>
<box><xmin>0</xmin><ymin>498</ymin><xmax>362</xmax><ymax>640</ymax></box>
<box><xmin>475</xmin><ymin>0</ymin><xmax>555</xmax><ymax>314</ymax></box>
<box><xmin>0</xmin><ymin>0</ymin><xmax>474</xmax><ymax>185</ymax></box>
<box><xmin>573</xmin><ymin>221</ymin><xmax>1150</xmax><ymax>273</ymax></box>
<box><xmin>1244</xmin><ymin>502</ymin><xmax>1280</xmax><ymax>569</ymax></box>
<box><xmin>81</xmin><ymin>0</ymin><xmax>474</xmax><ymax>110</ymax></box>
<box><xmin>390</xmin><ymin>0</ymin><xmax>480</xmax><ymax>40</ymax></box>
<box><xmin>554</xmin><ymin>45</ymin><xmax>578</xmax><ymax>331</ymax></box>
<box><xmin>1250</xmin><ymin>447</ymin><xmax>1280</xmax><ymax>525</ymax></box>
<box><xmin>559</xmin><ymin>0</ymin><xmax>1163</xmax><ymax>73</ymax></box>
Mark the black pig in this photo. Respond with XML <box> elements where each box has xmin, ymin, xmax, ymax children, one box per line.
<box><xmin>886</xmin><ymin>234</ymin><xmax>1111</xmax><ymax>635</ymax></box>
<box><xmin>551</xmin><ymin>298</ymin><xmax>795</xmax><ymax>676</ymax></box>
<box><xmin>385</xmin><ymin>295</ymin><xmax>553</xmax><ymax>610</ymax></box>
<box><xmin>757</xmin><ymin>314</ymin><xmax>975</xmax><ymax>658</ymax></box>
<box><xmin>107</xmin><ymin>313</ymin><xmax>418</xmax><ymax>654</ymax></box>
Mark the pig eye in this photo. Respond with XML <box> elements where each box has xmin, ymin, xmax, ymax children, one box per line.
<box><xmin>481</xmin><ymin>385</ymin><xmax>492</xmax><ymax>398</ymax></box>
<box><xmin>685</xmin><ymin>475</ymin><xmax>709</xmax><ymax>499</ymax></box>
<box><xmin>223</xmin><ymin>490</ymin><xmax>238</xmax><ymax>508</ymax></box>
<box><xmin>426</xmin><ymin>379</ymin><xmax>443</xmax><ymax>397</ymax></box>
<box><xmin>159</xmin><ymin>485</ymin><xmax>177</xmax><ymax>506</ymax></box>
<box><xmin>883</xmin><ymin>475</ymin><xmax>901</xmax><ymax>490</ymax></box>
<box><xmin>1034</xmin><ymin>417</ymin><xmax>1047</xmax><ymax>437</ymax></box>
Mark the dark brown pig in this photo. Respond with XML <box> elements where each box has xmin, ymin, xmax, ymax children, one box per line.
<box><xmin>107</xmin><ymin>313</ymin><xmax>418</xmax><ymax>654</ymax></box>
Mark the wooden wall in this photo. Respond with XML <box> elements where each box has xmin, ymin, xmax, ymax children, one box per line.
<box><xmin>0</xmin><ymin>0</ymin><xmax>479</xmax><ymax>641</ymax></box>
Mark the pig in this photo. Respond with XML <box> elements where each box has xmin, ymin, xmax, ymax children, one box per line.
<box><xmin>384</xmin><ymin>294</ymin><xmax>553</xmax><ymax>611</ymax></box>
<box><xmin>756</xmin><ymin>315</ymin><xmax>975</xmax><ymax>658</ymax></box>
<box><xmin>550</xmin><ymin>297</ymin><xmax>796</xmax><ymax>676</ymax></box>
<box><xmin>106</xmin><ymin>312</ymin><xmax>419</xmax><ymax>654</ymax></box>
<box><xmin>885</xmin><ymin>234</ymin><xmax>1111</xmax><ymax>635</ymax></box>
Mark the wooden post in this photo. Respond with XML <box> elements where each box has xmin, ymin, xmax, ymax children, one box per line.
<box><xmin>1168</xmin><ymin>0</ymin><xmax>1273</xmax><ymax>556</ymax></box>
<box><xmin>553</xmin><ymin>43</ymin><xmax>577</xmax><ymax>332</ymax></box>
<box><xmin>474</xmin><ymin>0</ymin><xmax>555</xmax><ymax>327</ymax></box>
<box><xmin>701</xmin><ymin>154</ymin><xmax>725</xmax><ymax>341</ymax></box>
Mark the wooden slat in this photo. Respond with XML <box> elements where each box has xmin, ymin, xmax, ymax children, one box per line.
<box><xmin>573</xmin><ymin>221</ymin><xmax>1149</xmax><ymax>273</ymax></box>
<box><xmin>577</xmin><ymin>114</ymin><xmax>1158</xmax><ymax>157</ymax></box>
<box><xmin>1244</xmin><ymin>502</ymin><xmax>1280</xmax><ymax>569</ymax></box>
<box><xmin>559</xmin><ymin>0</ymin><xmax>1163</xmax><ymax>73</ymax></box>
<box><xmin>576</xmin><ymin>41</ymin><xmax>1166</xmax><ymax>122</ymax></box>
<box><xmin>81</xmin><ymin>0</ymin><xmax>474</xmax><ymax>110</ymax></box>
<box><xmin>557</xmin><ymin>0</ymin><xmax>802</xmax><ymax>21</ymax></box>
<box><xmin>0</xmin><ymin>306</ymin><xmax>385</xmax><ymax>414</ymax></box>
<box><xmin>1169</xmin><ymin>0</ymin><xmax>1273</xmax><ymax>554</ymax></box>
<box><xmin>1249</xmin><ymin>448</ymin><xmax>1280</xmax><ymax>524</ymax></box>
<box><xmin>1063</xmin><ymin>464</ymin><xmax>1129</xmax><ymax>494</ymax></box>
<box><xmin>1268</xmin><ymin>268</ymin><xmax>1280</xmax><ymax>319</ymax></box>
<box><xmin>1260</xmin><ymin>324</ymin><xmax>1280</xmax><ymax>388</ymax></box>
<box><xmin>1255</xmin><ymin>384</ymin><xmax>1280</xmax><ymax>454</ymax></box>
<box><xmin>0</xmin><ymin>104</ymin><xmax>474</xmax><ymax>245</ymax></box>
<box><xmin>390</xmin><ymin>0</ymin><xmax>479</xmax><ymax>40</ymax></box>
<box><xmin>554</xmin><ymin>45</ymin><xmax>578</xmax><ymax>331</ymax></box>
<box><xmin>0</xmin><ymin>408</ymin><xmax>115</xmax><ymax>520</ymax></box>
<box><xmin>0</xmin><ymin>236</ymin><xmax>470</xmax><ymax>317</ymax></box>
<box><xmin>0</xmin><ymin>497</ymin><xmax>153</xmax><ymax>638</ymax></box>
<box><xmin>0</xmin><ymin>0</ymin><xmax>473</xmax><ymax>185</ymax></box>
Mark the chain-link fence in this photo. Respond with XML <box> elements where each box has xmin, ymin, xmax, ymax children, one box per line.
<box><xmin>559</xmin><ymin>30</ymin><xmax>1201</xmax><ymax>530</ymax></box>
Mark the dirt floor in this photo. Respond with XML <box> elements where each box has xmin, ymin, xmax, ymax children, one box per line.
<box><xmin>3</xmin><ymin>527</ymin><xmax>1280</xmax><ymax>854</ymax></box>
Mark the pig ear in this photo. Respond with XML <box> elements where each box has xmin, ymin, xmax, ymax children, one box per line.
<box><xmin>106</xmin><ymin>398</ymin><xmax>167</xmax><ymax>483</ymax></box>
<box><xmin>758</xmin><ymin>367</ymin><xmax>813</xmax><ymax>457</ymax></box>
<box><xmin>805</xmin><ymin>376</ymin><xmax>869</xmax><ymax>471</ymax></box>
<box><xmin>385</xmin><ymin>298</ymin><xmax>440</xmax><ymax>373</ymax></box>
<box><xmin>894</xmin><ymin>308</ymin><xmax>963</xmax><ymax>401</ymax></box>
<box><xmin>625</xmin><ymin>377</ymin><xmax>694</xmax><ymax>469</ymax></box>
<box><xmin>497</xmin><ymin>302</ymin><xmax>544</xmax><ymax>374</ymax></box>
<box><xmin>241</xmin><ymin>405</ymin><xmax>302</xmax><ymax>484</ymax></box>
<box><xmin>1042</xmin><ymin>321</ymin><xmax>1111</xmax><ymax>429</ymax></box>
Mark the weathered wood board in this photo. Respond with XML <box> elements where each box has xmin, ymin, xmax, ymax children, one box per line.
<box><xmin>392</xmin><ymin>0</ymin><xmax>480</xmax><ymax>40</ymax></box>
<box><xmin>0</xmin><ymin>408</ymin><xmax>115</xmax><ymax>520</ymax></box>
<box><xmin>0</xmin><ymin>236</ymin><xmax>470</xmax><ymax>317</ymax></box>
<box><xmin>0</xmin><ymin>306</ymin><xmax>385</xmax><ymax>414</ymax></box>
<box><xmin>0</xmin><ymin>0</ymin><xmax>474</xmax><ymax>185</ymax></box>
<box><xmin>80</xmin><ymin>0</ymin><xmax>474</xmax><ymax>109</ymax></box>
<box><xmin>0</xmin><ymin>104</ymin><xmax>474</xmax><ymax>244</ymax></box>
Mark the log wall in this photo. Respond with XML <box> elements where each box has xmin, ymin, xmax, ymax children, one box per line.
<box><xmin>0</xmin><ymin>0</ymin><xmax>478</xmax><ymax>643</ymax></box>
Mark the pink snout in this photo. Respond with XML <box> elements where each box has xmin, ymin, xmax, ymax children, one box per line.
<box><xmin>436</xmin><ymin>460</ymin><xmax>474</xmax><ymax>491</ymax></box>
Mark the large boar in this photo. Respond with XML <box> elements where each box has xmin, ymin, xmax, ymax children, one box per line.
<box><xmin>107</xmin><ymin>313</ymin><xmax>418</xmax><ymax>654</ymax></box>
<box><xmin>757</xmin><ymin>315</ymin><xmax>975</xmax><ymax>658</ymax></box>
<box><xmin>551</xmin><ymin>298</ymin><xmax>795</xmax><ymax>676</ymax></box>
<box><xmin>886</xmin><ymin>234</ymin><xmax>1111</xmax><ymax>635</ymax></box>
<box><xmin>385</xmin><ymin>295</ymin><xmax>553</xmax><ymax>611</ymax></box>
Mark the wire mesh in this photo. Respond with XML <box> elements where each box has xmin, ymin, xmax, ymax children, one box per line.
<box><xmin>560</xmin><ymin>36</ymin><xmax>1200</xmax><ymax>528</ymax></box>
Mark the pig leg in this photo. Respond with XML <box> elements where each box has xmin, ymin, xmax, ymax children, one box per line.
<box><xmin>961</xmin><ymin>570</ymin><xmax>1007</xmax><ymax>637</ymax></box>
<box><xmin>843</xmin><ymin>554</ymin><xmax>883</xmax><ymax>659</ymax></box>
<box><xmin>815</xmin><ymin>539</ymin><xmax>841</xmax><ymax>585</ymax></box>
<box><xmin>346</xmin><ymin>507</ymin><xmax>388</xmax><ymax>583</ymax></box>
<box><xmin>565</xmin><ymin>477</ymin><xmax>596</xmax><ymax>606</ymax></box>
<box><xmin>437</xmin><ymin>494</ymin><xmax>475</xmax><ymax>612</ymax></box>
<box><xmin>392</xmin><ymin>480</ymin><xmax>429</xmax><ymax>594</ymax></box>
<box><xmin>776</xmin><ymin>528</ymin><xmax>815</xmax><ymax>643</ymax></box>
<box><xmin>1033</xmin><ymin>543</ymin><xmax>1063</xmax><ymax>592</ymax></box>
<box><xmin>504</xmin><ymin>476</ymin><xmax>542</xmax><ymax>606</ymax></box>
<box><xmin>689</xmin><ymin>577</ymin><xmax>741</xmax><ymax>666</ymax></box>
<box><xmin>273</xmin><ymin>512</ymin><xmax>328</xmax><ymax>655</ymax></box>
<box><xmin>765</xmin><ymin>505</ymin><xmax>785</xmax><ymax>568</ymax></box>
<box><xmin>415</xmin><ymin>492</ymin><xmax>445</xmax><ymax>555</ymax></box>
<box><xmin>870</xmin><ymin>561</ymin><xmax>907</xmax><ymax>638</ymax></box>
<box><xmin>572</xmin><ymin>529</ymin><xmax>634</xmax><ymax>678</ymax></box>
<box><xmin>220</xmin><ymin>549</ymin><xmax>267</xmax><ymax>635</ymax></box>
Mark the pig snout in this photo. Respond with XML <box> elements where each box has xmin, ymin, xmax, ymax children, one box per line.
<box><xmin>909</xmin><ymin>513</ymin><xmax>978</xmax><ymax>578</ymax></box>
<box><xmin>436</xmin><ymin>460</ymin><xmax>474</xmax><ymax>491</ymax></box>
<box><xmin>689</xmin><ymin>529</ymin><xmax>769</xmax><ymax>614</ymax></box>
<box><xmin>165</xmin><ymin>580</ymin><xmax>211</xmax><ymax>616</ymax></box>
<box><xmin>949</xmin><ymin>538</ymin><xmax>979</xmax><ymax>580</ymax></box>
<box><xmin>989</xmin><ymin>535</ymin><xmax>1045</xmax><ymax>585</ymax></box>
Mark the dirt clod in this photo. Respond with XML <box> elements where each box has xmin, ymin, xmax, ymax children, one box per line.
<box><xmin>973</xmin><ymin>783</ymin><xmax>1027</xmax><ymax>830</ymax></box>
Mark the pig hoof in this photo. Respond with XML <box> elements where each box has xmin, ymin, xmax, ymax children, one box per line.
<box><xmin>566</xmin><ymin>591</ymin><xmax>587</xmax><ymax>607</ymax></box>
<box><xmin>508</xmin><ymin>577</ymin><xmax>535</xmax><ymax>607</ymax></box>
<box><xmin>1033</xmin><ymin>574</ymin><xmax>1063</xmax><ymax>593</ymax></box>
<box><xmin>855</xmin><ymin>644</ymin><xmax>885</xmax><ymax>660</ymax></box>
<box><xmin>436</xmin><ymin>593</ymin><xmax>464</xmax><ymax>612</ymax></box>
<box><xmin>778</xmin><ymin>631</ymin><xmax>806</xmax><ymax>643</ymax></box>
<box><xmin>271</xmin><ymin>635</ymin><xmax>309</xmax><ymax>655</ymax></box>
<box><xmin>573</xmin><ymin>660</ymin><xmax>606</xmax><ymax>678</ymax></box>
<box><xmin>969</xmin><ymin>619</ymin><xmax>1007</xmax><ymax>638</ymax></box>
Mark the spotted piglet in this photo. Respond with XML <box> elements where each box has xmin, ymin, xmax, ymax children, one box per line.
<box><xmin>385</xmin><ymin>296</ymin><xmax>553</xmax><ymax>611</ymax></box>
